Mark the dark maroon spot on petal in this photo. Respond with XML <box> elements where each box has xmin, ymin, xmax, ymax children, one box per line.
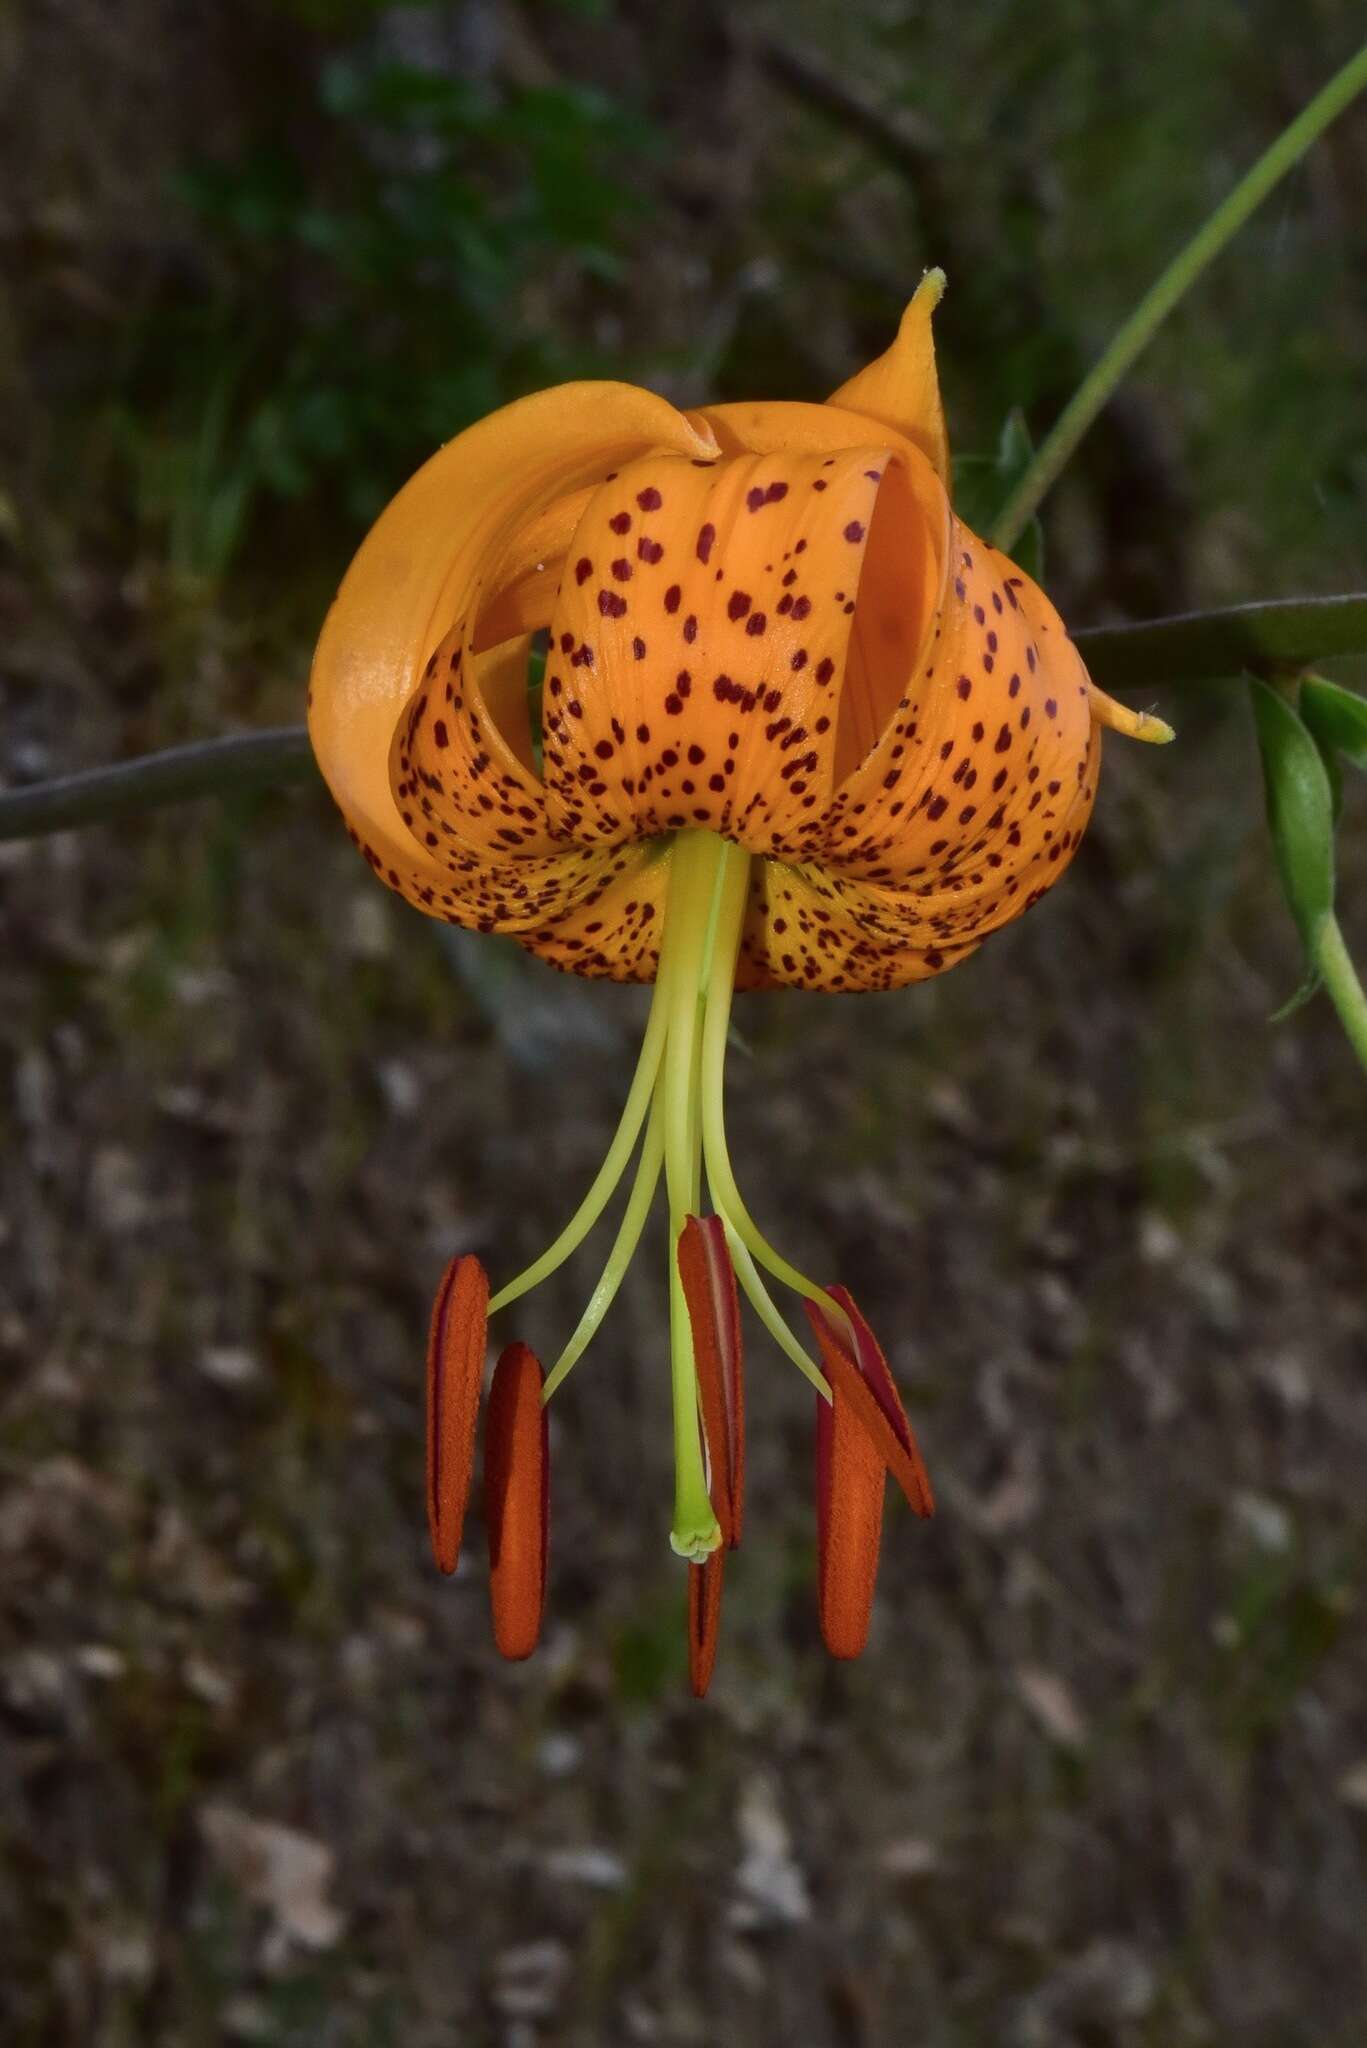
<box><xmin>815</xmin><ymin>656</ymin><xmax>834</xmax><ymax>685</ymax></box>
<box><xmin>575</xmin><ymin>558</ymin><xmax>592</xmax><ymax>585</ymax></box>
<box><xmin>611</xmin><ymin>558</ymin><xmax>632</xmax><ymax>582</ymax></box>
<box><xmin>728</xmin><ymin>590</ymin><xmax>751</xmax><ymax>622</ymax></box>
<box><xmin>683</xmin><ymin>615</ymin><xmax>698</xmax><ymax>644</ymax></box>
<box><xmin>609</xmin><ymin>511</ymin><xmax>632</xmax><ymax>535</ymax></box>
<box><xmin>766</xmin><ymin>481</ymin><xmax>788</xmax><ymax>503</ymax></box>
<box><xmin>844</xmin><ymin>520</ymin><xmax>866</xmax><ymax>543</ymax></box>
<box><xmin>638</xmin><ymin>537</ymin><xmax>664</xmax><ymax>564</ymax></box>
<box><xmin>637</xmin><ymin>486</ymin><xmax>663</xmax><ymax>511</ymax></box>
<box><xmin>697</xmin><ymin>523</ymin><xmax>715</xmax><ymax>564</ymax></box>
<box><xmin>791</xmin><ymin>649</ymin><xmax>807</xmax><ymax>671</ymax></box>
<box><xmin>956</xmin><ymin>676</ymin><xmax>972</xmax><ymax>700</ymax></box>
<box><xmin>433</xmin><ymin>720</ymin><xmax>450</xmax><ymax>749</ymax></box>
<box><xmin>633</xmin><ymin>636</ymin><xmax>646</xmax><ymax>660</ymax></box>
<box><xmin>598</xmin><ymin>590</ymin><xmax>628</xmax><ymax>618</ymax></box>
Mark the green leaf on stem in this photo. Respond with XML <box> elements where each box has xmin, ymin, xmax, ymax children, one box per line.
<box><xmin>1299</xmin><ymin>674</ymin><xmax>1367</xmax><ymax>817</ymax></box>
<box><xmin>1248</xmin><ymin>676</ymin><xmax>1336</xmax><ymax>1013</ymax></box>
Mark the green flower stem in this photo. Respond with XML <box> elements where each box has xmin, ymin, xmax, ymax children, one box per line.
<box><xmin>991</xmin><ymin>39</ymin><xmax>1367</xmax><ymax>551</ymax></box>
<box><xmin>1315</xmin><ymin>915</ymin><xmax>1367</xmax><ymax>1075</ymax></box>
<box><xmin>541</xmin><ymin>1088</ymin><xmax>666</xmax><ymax>1402</ymax></box>
<box><xmin>489</xmin><ymin>960</ymin><xmax>671</xmax><ymax>1313</ymax></box>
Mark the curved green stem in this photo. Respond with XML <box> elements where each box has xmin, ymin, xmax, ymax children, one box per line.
<box><xmin>541</xmin><ymin>1089</ymin><xmax>666</xmax><ymax>1401</ymax></box>
<box><xmin>1316</xmin><ymin>914</ymin><xmax>1367</xmax><ymax>1076</ymax></box>
<box><xmin>992</xmin><ymin>39</ymin><xmax>1367</xmax><ymax>551</ymax></box>
<box><xmin>489</xmin><ymin>962</ymin><xmax>671</xmax><ymax>1313</ymax></box>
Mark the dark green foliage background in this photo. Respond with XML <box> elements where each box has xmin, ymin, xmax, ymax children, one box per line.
<box><xmin>2</xmin><ymin>3</ymin><xmax>1366</xmax><ymax>2045</ymax></box>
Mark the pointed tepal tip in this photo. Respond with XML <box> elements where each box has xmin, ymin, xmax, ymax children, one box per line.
<box><xmin>917</xmin><ymin>265</ymin><xmax>947</xmax><ymax>309</ymax></box>
<box><xmin>899</xmin><ymin>267</ymin><xmax>946</xmax><ymax>335</ymax></box>
<box><xmin>1088</xmin><ymin>684</ymin><xmax>1175</xmax><ymax>746</ymax></box>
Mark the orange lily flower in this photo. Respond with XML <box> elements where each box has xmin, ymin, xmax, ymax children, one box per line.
<box><xmin>311</xmin><ymin>272</ymin><xmax>1169</xmax><ymax>1688</ymax></box>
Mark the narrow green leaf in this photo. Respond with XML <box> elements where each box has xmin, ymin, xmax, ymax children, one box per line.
<box><xmin>1298</xmin><ymin>681</ymin><xmax>1346</xmax><ymax>823</ymax></box>
<box><xmin>1300</xmin><ymin>674</ymin><xmax>1367</xmax><ymax>774</ymax></box>
<box><xmin>1248</xmin><ymin>677</ymin><xmax>1336</xmax><ymax>976</ymax></box>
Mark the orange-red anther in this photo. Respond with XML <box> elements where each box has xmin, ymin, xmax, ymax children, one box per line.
<box><xmin>484</xmin><ymin>1342</ymin><xmax>549</xmax><ymax>1660</ymax></box>
<box><xmin>804</xmin><ymin>1287</ymin><xmax>934</xmax><ymax>1519</ymax></box>
<box><xmin>806</xmin><ymin>1286</ymin><xmax>933</xmax><ymax>1660</ymax></box>
<box><xmin>426</xmin><ymin>1254</ymin><xmax>490</xmax><ymax>1574</ymax></box>
<box><xmin>687</xmin><ymin>1549</ymin><xmax>725</xmax><ymax>1699</ymax></box>
<box><xmin>677</xmin><ymin>1215</ymin><xmax>745</xmax><ymax>1547</ymax></box>
<box><xmin>815</xmin><ymin>1376</ymin><xmax>886</xmax><ymax>1659</ymax></box>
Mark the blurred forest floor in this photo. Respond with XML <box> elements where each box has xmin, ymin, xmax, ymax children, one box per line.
<box><xmin>3</xmin><ymin>2</ymin><xmax>1367</xmax><ymax>2044</ymax></box>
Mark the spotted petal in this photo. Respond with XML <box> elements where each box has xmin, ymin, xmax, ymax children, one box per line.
<box><xmin>309</xmin><ymin>381</ymin><xmax>717</xmax><ymax>957</ymax></box>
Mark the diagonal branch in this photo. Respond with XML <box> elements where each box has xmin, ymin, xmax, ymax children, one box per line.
<box><xmin>1</xmin><ymin>595</ymin><xmax>1364</xmax><ymax>844</ymax></box>
<box><xmin>0</xmin><ymin>728</ymin><xmax>317</xmax><ymax>842</ymax></box>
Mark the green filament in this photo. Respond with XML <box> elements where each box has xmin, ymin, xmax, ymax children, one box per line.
<box><xmin>698</xmin><ymin>839</ymin><xmax>847</xmax><ymax>1335</ymax></box>
<box><xmin>493</xmin><ymin>826</ymin><xmax>855</xmax><ymax>1549</ymax></box>
<box><xmin>541</xmin><ymin>1089</ymin><xmax>666</xmax><ymax>1402</ymax></box>
<box><xmin>489</xmin><ymin>956</ymin><xmax>671</xmax><ymax>1314</ymax></box>
<box><xmin>724</xmin><ymin>1223</ymin><xmax>832</xmax><ymax>1401</ymax></box>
